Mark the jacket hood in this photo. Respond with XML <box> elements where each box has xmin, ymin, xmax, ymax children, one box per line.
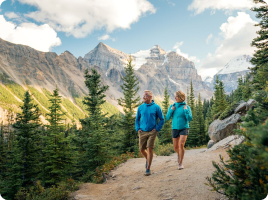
<box><xmin>174</xmin><ymin>101</ymin><xmax>186</xmax><ymax>107</ymax></box>
<box><xmin>145</xmin><ymin>100</ymin><xmax>155</xmax><ymax>106</ymax></box>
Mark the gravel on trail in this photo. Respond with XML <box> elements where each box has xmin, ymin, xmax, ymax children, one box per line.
<box><xmin>72</xmin><ymin>148</ymin><xmax>228</xmax><ymax>200</ymax></box>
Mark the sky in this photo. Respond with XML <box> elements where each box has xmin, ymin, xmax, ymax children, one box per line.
<box><xmin>0</xmin><ymin>0</ymin><xmax>264</xmax><ymax>79</ymax></box>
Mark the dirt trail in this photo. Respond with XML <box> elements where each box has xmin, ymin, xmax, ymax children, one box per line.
<box><xmin>72</xmin><ymin>148</ymin><xmax>228</xmax><ymax>200</ymax></box>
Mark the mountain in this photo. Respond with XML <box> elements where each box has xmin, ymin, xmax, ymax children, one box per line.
<box><xmin>212</xmin><ymin>55</ymin><xmax>254</xmax><ymax>93</ymax></box>
<box><xmin>0</xmin><ymin>38</ymin><xmax>120</xmax><ymax>125</ymax></box>
<box><xmin>84</xmin><ymin>44</ymin><xmax>213</xmax><ymax>100</ymax></box>
<box><xmin>204</xmin><ymin>76</ymin><xmax>213</xmax><ymax>88</ymax></box>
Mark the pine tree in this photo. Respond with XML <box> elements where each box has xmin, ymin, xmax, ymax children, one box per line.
<box><xmin>196</xmin><ymin>94</ymin><xmax>205</xmax><ymax>145</ymax></box>
<box><xmin>186</xmin><ymin>81</ymin><xmax>199</xmax><ymax>147</ymax></box>
<box><xmin>1</xmin><ymin>91</ymin><xmax>41</xmax><ymax>198</ymax></box>
<box><xmin>159</xmin><ymin>87</ymin><xmax>172</xmax><ymax>144</ymax></box>
<box><xmin>41</xmin><ymin>88</ymin><xmax>74</xmax><ymax>186</ymax></box>
<box><xmin>250</xmin><ymin>0</ymin><xmax>268</xmax><ymax>90</ymax></box>
<box><xmin>242</xmin><ymin>74</ymin><xmax>252</xmax><ymax>101</ymax></box>
<box><xmin>234</xmin><ymin>77</ymin><xmax>243</xmax><ymax>102</ymax></box>
<box><xmin>75</xmin><ymin>68</ymin><xmax>109</xmax><ymax>181</ymax></box>
<box><xmin>212</xmin><ymin>76</ymin><xmax>227</xmax><ymax>117</ymax></box>
<box><xmin>118</xmin><ymin>56</ymin><xmax>141</xmax><ymax>153</ymax></box>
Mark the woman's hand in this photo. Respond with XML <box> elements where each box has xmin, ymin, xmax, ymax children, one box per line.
<box><xmin>183</xmin><ymin>105</ymin><xmax>187</xmax><ymax>110</ymax></box>
<box><xmin>172</xmin><ymin>105</ymin><xmax>175</xmax><ymax>110</ymax></box>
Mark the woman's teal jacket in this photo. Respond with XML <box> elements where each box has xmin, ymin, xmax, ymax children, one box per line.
<box><xmin>166</xmin><ymin>101</ymin><xmax>192</xmax><ymax>130</ymax></box>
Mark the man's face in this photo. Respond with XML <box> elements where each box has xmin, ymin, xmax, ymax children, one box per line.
<box><xmin>143</xmin><ymin>92</ymin><xmax>151</xmax><ymax>103</ymax></box>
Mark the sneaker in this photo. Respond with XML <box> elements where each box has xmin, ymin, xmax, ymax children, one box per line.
<box><xmin>145</xmin><ymin>169</ymin><xmax>151</xmax><ymax>176</ymax></box>
<box><xmin>145</xmin><ymin>161</ymin><xmax>147</xmax><ymax>169</ymax></box>
<box><xmin>178</xmin><ymin>163</ymin><xmax>184</xmax><ymax>170</ymax></box>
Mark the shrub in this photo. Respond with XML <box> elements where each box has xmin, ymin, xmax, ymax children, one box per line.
<box><xmin>155</xmin><ymin>143</ymin><xmax>174</xmax><ymax>156</ymax></box>
<box><xmin>218</xmin><ymin>102</ymin><xmax>237</xmax><ymax>120</ymax></box>
<box><xmin>92</xmin><ymin>152</ymin><xmax>135</xmax><ymax>183</ymax></box>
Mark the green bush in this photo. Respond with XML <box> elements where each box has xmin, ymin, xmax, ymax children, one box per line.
<box><xmin>218</xmin><ymin>102</ymin><xmax>237</xmax><ymax>120</ymax></box>
<box><xmin>155</xmin><ymin>142</ymin><xmax>174</xmax><ymax>156</ymax></box>
<box><xmin>15</xmin><ymin>179</ymin><xmax>80</xmax><ymax>200</ymax></box>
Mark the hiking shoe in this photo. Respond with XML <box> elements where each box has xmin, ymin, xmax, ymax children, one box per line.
<box><xmin>145</xmin><ymin>169</ymin><xmax>151</xmax><ymax>176</ymax></box>
<box><xmin>145</xmin><ymin>161</ymin><xmax>147</xmax><ymax>169</ymax></box>
<box><xmin>178</xmin><ymin>164</ymin><xmax>184</xmax><ymax>170</ymax></box>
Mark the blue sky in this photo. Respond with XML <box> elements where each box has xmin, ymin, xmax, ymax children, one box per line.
<box><xmin>0</xmin><ymin>0</ymin><xmax>262</xmax><ymax>78</ymax></box>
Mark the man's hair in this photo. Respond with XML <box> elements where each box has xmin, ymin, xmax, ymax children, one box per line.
<box><xmin>144</xmin><ymin>90</ymin><xmax>153</xmax><ymax>97</ymax></box>
<box><xmin>175</xmin><ymin>91</ymin><xmax>185</xmax><ymax>102</ymax></box>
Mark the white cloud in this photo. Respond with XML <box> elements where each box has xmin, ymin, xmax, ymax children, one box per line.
<box><xmin>199</xmin><ymin>67</ymin><xmax>219</xmax><ymax>80</ymax></box>
<box><xmin>198</xmin><ymin>12</ymin><xmax>259</xmax><ymax>76</ymax></box>
<box><xmin>98</xmin><ymin>34</ymin><xmax>115</xmax><ymax>41</ymax></box>
<box><xmin>18</xmin><ymin>0</ymin><xmax>156</xmax><ymax>38</ymax></box>
<box><xmin>0</xmin><ymin>0</ymin><xmax>5</xmax><ymax>6</ymax></box>
<box><xmin>173</xmin><ymin>41</ymin><xmax>200</xmax><ymax>64</ymax></box>
<box><xmin>5</xmin><ymin>12</ymin><xmax>20</xmax><ymax>19</ymax></box>
<box><xmin>206</xmin><ymin>34</ymin><xmax>213</xmax><ymax>44</ymax></box>
<box><xmin>188</xmin><ymin>0</ymin><xmax>260</xmax><ymax>15</ymax></box>
<box><xmin>0</xmin><ymin>15</ymin><xmax>61</xmax><ymax>52</ymax></box>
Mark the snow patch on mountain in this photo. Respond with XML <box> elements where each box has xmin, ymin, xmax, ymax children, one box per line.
<box><xmin>168</xmin><ymin>75</ymin><xmax>180</xmax><ymax>85</ymax></box>
<box><xmin>204</xmin><ymin>76</ymin><xmax>213</xmax><ymax>83</ymax></box>
<box><xmin>217</xmin><ymin>55</ymin><xmax>253</xmax><ymax>75</ymax></box>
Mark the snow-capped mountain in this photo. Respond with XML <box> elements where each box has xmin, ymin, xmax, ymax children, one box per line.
<box><xmin>213</xmin><ymin>55</ymin><xmax>254</xmax><ymax>93</ymax></box>
<box><xmin>204</xmin><ymin>76</ymin><xmax>213</xmax><ymax>88</ymax></box>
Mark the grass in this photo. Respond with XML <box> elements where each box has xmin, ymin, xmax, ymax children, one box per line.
<box><xmin>0</xmin><ymin>84</ymin><xmax>22</xmax><ymax>107</ymax></box>
<box><xmin>5</xmin><ymin>82</ymin><xmax>26</xmax><ymax>100</ymax></box>
<box><xmin>61</xmin><ymin>98</ymin><xmax>85</xmax><ymax>120</ymax></box>
<box><xmin>185</xmin><ymin>145</ymin><xmax>207</xmax><ymax>150</ymax></box>
<box><xmin>28</xmin><ymin>86</ymin><xmax>51</xmax><ymax>110</ymax></box>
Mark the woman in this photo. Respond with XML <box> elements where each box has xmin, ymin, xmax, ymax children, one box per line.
<box><xmin>166</xmin><ymin>91</ymin><xmax>192</xmax><ymax>170</ymax></box>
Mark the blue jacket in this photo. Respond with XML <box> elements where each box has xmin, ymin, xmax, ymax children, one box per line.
<box><xmin>135</xmin><ymin>100</ymin><xmax>165</xmax><ymax>132</ymax></box>
<box><xmin>166</xmin><ymin>101</ymin><xmax>192</xmax><ymax>130</ymax></box>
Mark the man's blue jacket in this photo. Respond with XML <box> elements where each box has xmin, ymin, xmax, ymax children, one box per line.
<box><xmin>135</xmin><ymin>100</ymin><xmax>165</xmax><ymax>132</ymax></box>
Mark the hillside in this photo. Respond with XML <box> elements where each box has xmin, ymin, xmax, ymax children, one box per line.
<box><xmin>72</xmin><ymin>148</ymin><xmax>228</xmax><ymax>200</ymax></box>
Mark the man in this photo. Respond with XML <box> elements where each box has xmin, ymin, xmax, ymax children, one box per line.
<box><xmin>135</xmin><ymin>90</ymin><xmax>165</xmax><ymax>176</ymax></box>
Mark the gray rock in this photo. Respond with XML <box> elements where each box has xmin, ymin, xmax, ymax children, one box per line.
<box><xmin>246</xmin><ymin>99</ymin><xmax>256</xmax><ymax>110</ymax></box>
<box><xmin>235</xmin><ymin>102</ymin><xmax>248</xmax><ymax>113</ymax></box>
<box><xmin>207</xmin><ymin>140</ymin><xmax>215</xmax><ymax>149</ymax></box>
<box><xmin>208</xmin><ymin>114</ymin><xmax>241</xmax><ymax>142</ymax></box>
<box><xmin>206</xmin><ymin>135</ymin><xmax>244</xmax><ymax>152</ymax></box>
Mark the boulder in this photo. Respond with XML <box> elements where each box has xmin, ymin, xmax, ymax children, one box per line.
<box><xmin>246</xmin><ymin>99</ymin><xmax>256</xmax><ymax>110</ymax></box>
<box><xmin>206</xmin><ymin>135</ymin><xmax>245</xmax><ymax>152</ymax></box>
<box><xmin>207</xmin><ymin>140</ymin><xmax>215</xmax><ymax>149</ymax></box>
<box><xmin>235</xmin><ymin>102</ymin><xmax>247</xmax><ymax>113</ymax></box>
<box><xmin>208</xmin><ymin>114</ymin><xmax>241</xmax><ymax>142</ymax></box>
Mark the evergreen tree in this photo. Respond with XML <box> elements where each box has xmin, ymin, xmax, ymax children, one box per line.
<box><xmin>234</xmin><ymin>77</ymin><xmax>243</xmax><ymax>102</ymax></box>
<box><xmin>250</xmin><ymin>0</ymin><xmax>268</xmax><ymax>90</ymax></box>
<box><xmin>1</xmin><ymin>91</ymin><xmax>41</xmax><ymax>199</ymax></box>
<box><xmin>186</xmin><ymin>81</ymin><xmax>199</xmax><ymax>147</ymax></box>
<box><xmin>159</xmin><ymin>87</ymin><xmax>172</xmax><ymax>144</ymax></box>
<box><xmin>75</xmin><ymin>68</ymin><xmax>109</xmax><ymax>181</ymax></box>
<box><xmin>41</xmin><ymin>88</ymin><xmax>74</xmax><ymax>186</ymax></box>
<box><xmin>196</xmin><ymin>94</ymin><xmax>205</xmax><ymax>145</ymax></box>
<box><xmin>118</xmin><ymin>56</ymin><xmax>141</xmax><ymax>153</ymax></box>
<box><xmin>242</xmin><ymin>74</ymin><xmax>252</xmax><ymax>101</ymax></box>
<box><xmin>212</xmin><ymin>76</ymin><xmax>227</xmax><ymax>117</ymax></box>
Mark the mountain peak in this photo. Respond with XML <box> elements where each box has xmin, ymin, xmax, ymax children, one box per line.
<box><xmin>217</xmin><ymin>55</ymin><xmax>254</xmax><ymax>75</ymax></box>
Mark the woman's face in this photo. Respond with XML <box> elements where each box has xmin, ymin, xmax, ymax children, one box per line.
<box><xmin>175</xmin><ymin>94</ymin><xmax>182</xmax><ymax>103</ymax></box>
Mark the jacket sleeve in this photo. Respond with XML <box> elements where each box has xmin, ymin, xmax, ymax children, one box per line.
<box><xmin>135</xmin><ymin>107</ymin><xmax>141</xmax><ymax>132</ymax></box>
<box><xmin>165</xmin><ymin>105</ymin><xmax>174</xmax><ymax>121</ymax></box>
<box><xmin>184</xmin><ymin>105</ymin><xmax>192</xmax><ymax>122</ymax></box>
<box><xmin>156</xmin><ymin>106</ymin><xmax>165</xmax><ymax>132</ymax></box>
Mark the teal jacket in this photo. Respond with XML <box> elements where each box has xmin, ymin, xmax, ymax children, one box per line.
<box><xmin>166</xmin><ymin>101</ymin><xmax>192</xmax><ymax>130</ymax></box>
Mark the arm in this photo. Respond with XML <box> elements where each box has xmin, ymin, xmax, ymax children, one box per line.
<box><xmin>156</xmin><ymin>106</ymin><xmax>165</xmax><ymax>132</ymax></box>
<box><xmin>165</xmin><ymin>105</ymin><xmax>174</xmax><ymax>121</ymax></box>
<box><xmin>135</xmin><ymin>107</ymin><xmax>141</xmax><ymax>132</ymax></box>
<box><xmin>184</xmin><ymin>105</ymin><xmax>192</xmax><ymax>122</ymax></box>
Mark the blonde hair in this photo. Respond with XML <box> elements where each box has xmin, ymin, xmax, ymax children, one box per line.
<box><xmin>144</xmin><ymin>90</ymin><xmax>153</xmax><ymax>97</ymax></box>
<box><xmin>175</xmin><ymin>91</ymin><xmax>185</xmax><ymax>102</ymax></box>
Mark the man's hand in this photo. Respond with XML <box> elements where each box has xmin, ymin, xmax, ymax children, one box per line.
<box><xmin>183</xmin><ymin>105</ymin><xmax>187</xmax><ymax>110</ymax></box>
<box><xmin>138</xmin><ymin>130</ymin><xmax>142</xmax><ymax>134</ymax></box>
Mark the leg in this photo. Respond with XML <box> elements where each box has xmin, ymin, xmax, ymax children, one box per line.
<box><xmin>173</xmin><ymin>137</ymin><xmax>180</xmax><ymax>155</ymax></box>
<box><xmin>140</xmin><ymin>149</ymin><xmax>148</xmax><ymax>160</ymax></box>
<box><xmin>147</xmin><ymin>148</ymin><xmax>154</xmax><ymax>169</ymax></box>
<box><xmin>178</xmin><ymin>135</ymin><xmax>187</xmax><ymax>164</ymax></box>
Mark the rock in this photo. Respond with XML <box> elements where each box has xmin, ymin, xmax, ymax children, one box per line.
<box><xmin>132</xmin><ymin>186</ymin><xmax>141</xmax><ymax>190</ymax></box>
<box><xmin>246</xmin><ymin>99</ymin><xmax>256</xmax><ymax>110</ymax></box>
<box><xmin>229</xmin><ymin>136</ymin><xmax>245</xmax><ymax>147</ymax></box>
<box><xmin>208</xmin><ymin>114</ymin><xmax>241</xmax><ymax>142</ymax></box>
<box><xmin>102</xmin><ymin>173</ymin><xmax>110</xmax><ymax>182</ymax></box>
<box><xmin>206</xmin><ymin>135</ymin><xmax>244</xmax><ymax>152</ymax></box>
<box><xmin>207</xmin><ymin>140</ymin><xmax>215</xmax><ymax>149</ymax></box>
<box><xmin>235</xmin><ymin>102</ymin><xmax>247</xmax><ymax>113</ymax></box>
